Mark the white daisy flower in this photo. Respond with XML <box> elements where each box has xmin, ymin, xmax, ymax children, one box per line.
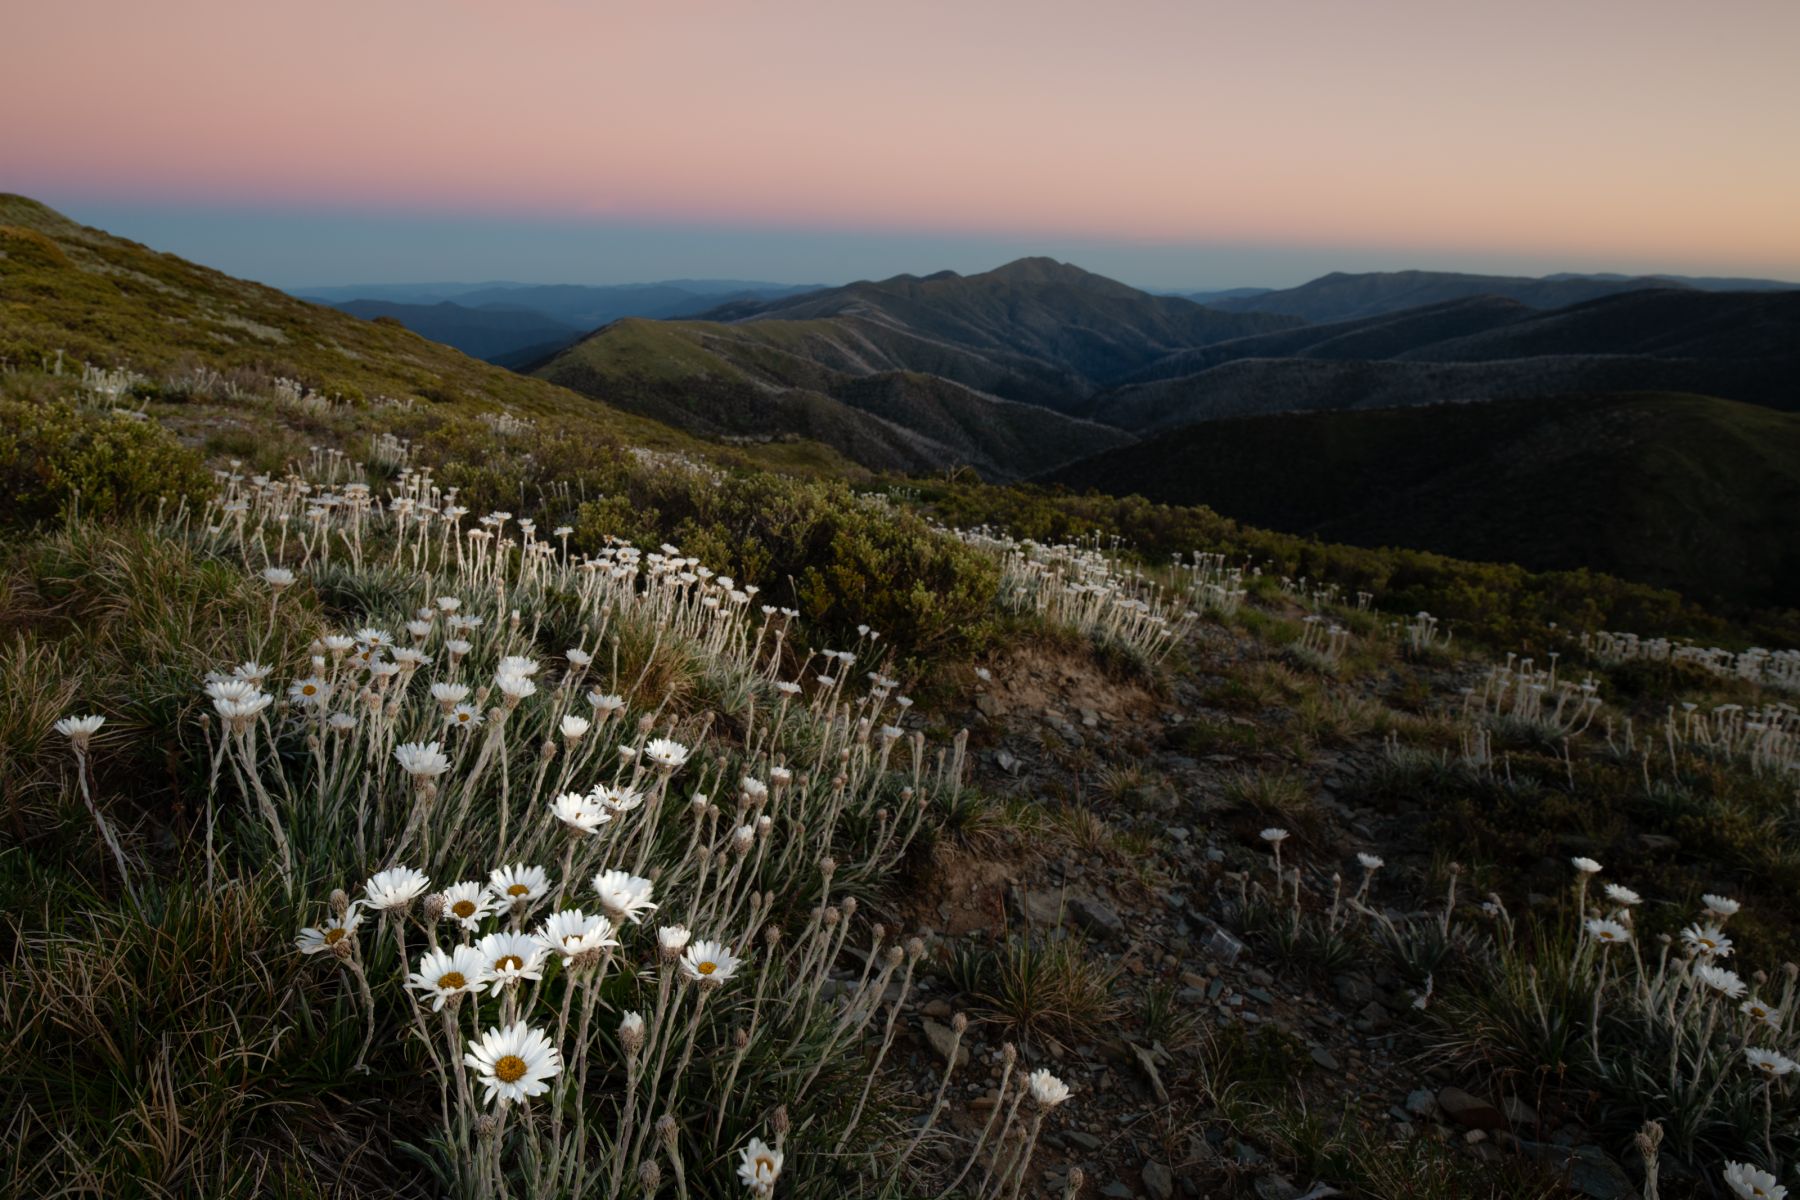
<box><xmin>365</xmin><ymin>866</ymin><xmax>431</xmax><ymax>911</ymax></box>
<box><xmin>1602</xmin><ymin>884</ymin><xmax>1642</xmax><ymax>907</ymax></box>
<box><xmin>1682</xmin><ymin>922</ymin><xmax>1733</xmax><ymax>958</ymax></box>
<box><xmin>1260</xmin><ymin>828</ymin><xmax>1290</xmax><ymax>844</ymax></box>
<box><xmin>262</xmin><ymin>567</ymin><xmax>296</xmax><ymax>590</ymax></box>
<box><xmin>1704</xmin><ymin>894</ymin><xmax>1742</xmax><ymax>918</ymax></box>
<box><xmin>551</xmin><ymin>791</ymin><xmax>610</xmax><ymax>836</ymax></box>
<box><xmin>296</xmin><ymin>905</ymin><xmax>363</xmax><ymax>953</ymax></box>
<box><xmin>407</xmin><ymin>944</ymin><xmax>488</xmax><ymax>1011</ymax></box>
<box><xmin>496</xmin><ymin>674</ymin><xmax>537</xmax><ymax>702</ymax></box>
<box><xmin>431</xmin><ymin>681</ymin><xmax>471</xmax><ymax>707</ymax></box>
<box><xmin>657</xmin><ymin>925</ymin><xmax>692</xmax><ymax>957</ymax></box>
<box><xmin>488</xmin><ymin>863</ymin><xmax>550</xmax><ymax>906</ymax></box>
<box><xmin>1571</xmin><ymin>857</ymin><xmax>1602</xmax><ymax>875</ymax></box>
<box><xmin>394</xmin><ymin>741</ymin><xmax>450</xmax><ymax>780</ymax></box>
<box><xmin>534</xmin><ymin>909</ymin><xmax>619</xmax><ymax>962</ymax></box>
<box><xmin>559</xmin><ymin>714</ymin><xmax>591</xmax><ymax>741</ymax></box>
<box><xmin>53</xmin><ymin>714</ymin><xmax>106</xmax><ymax>749</ymax></box>
<box><xmin>439</xmin><ymin>881</ymin><xmax>497</xmax><ymax>930</ymax></box>
<box><xmin>446</xmin><ymin>703</ymin><xmax>485</xmax><ymax>730</ymax></box>
<box><xmin>464</xmin><ymin>1022</ymin><xmax>561</xmax><ymax>1107</ymax></box>
<box><xmin>1723</xmin><ymin>1160</ymin><xmax>1787</xmax><ymax>1200</ymax></box>
<box><xmin>592</xmin><ymin>784</ymin><xmax>645</xmax><ymax>813</ymax></box>
<box><xmin>1696</xmin><ymin>963</ymin><xmax>1747</xmax><ymax>998</ymax></box>
<box><xmin>1746</xmin><ymin>1047</ymin><xmax>1799</xmax><ymax>1078</ymax></box>
<box><xmin>1742</xmin><ymin>996</ymin><xmax>1782</xmax><ymax>1028</ymax></box>
<box><xmin>1027</xmin><ymin>1068</ymin><xmax>1072</xmax><ymax>1107</ymax></box>
<box><xmin>592</xmin><ymin>869</ymin><xmax>658</xmax><ymax>924</ymax></box>
<box><xmin>287</xmin><ymin>676</ymin><xmax>331</xmax><ymax>707</ymax></box>
<box><xmin>1356</xmin><ymin>853</ymin><xmax>1383</xmax><ymax>871</ymax></box>
<box><xmin>587</xmin><ymin>691</ymin><xmax>626</xmax><ymax>715</ymax></box>
<box><xmin>645</xmin><ymin>737</ymin><xmax>690</xmax><ymax>771</ymax></box>
<box><xmin>476</xmin><ymin>932</ymin><xmax>546</xmax><ymax>993</ymax></box>
<box><xmin>679</xmin><ymin>938</ymin><xmax>742</xmax><ymax>986</ymax></box>
<box><xmin>737</xmin><ymin>1137</ymin><xmax>783</xmax><ymax>1197</ymax></box>
<box><xmin>1585</xmin><ymin>917</ymin><xmax>1630</xmax><ymax>946</ymax></box>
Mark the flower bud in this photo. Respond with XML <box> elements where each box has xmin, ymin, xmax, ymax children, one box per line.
<box><xmin>638</xmin><ymin>1160</ymin><xmax>662</xmax><ymax>1194</ymax></box>
<box><xmin>329</xmin><ymin>888</ymin><xmax>350</xmax><ymax>916</ymax></box>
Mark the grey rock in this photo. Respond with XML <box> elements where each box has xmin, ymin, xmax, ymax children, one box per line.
<box><xmin>1515</xmin><ymin>1141</ymin><xmax>1640</xmax><ymax>1200</ymax></box>
<box><xmin>1502</xmin><ymin>1095</ymin><xmax>1539</xmax><ymax>1128</ymax></box>
<box><xmin>1436</xmin><ymin>1086</ymin><xmax>1507</xmax><ymax>1132</ymax></box>
<box><xmin>1143</xmin><ymin>1160</ymin><xmax>1175</xmax><ymax>1200</ymax></box>
<box><xmin>919</xmin><ymin>1018</ymin><xmax>970</xmax><ymax>1069</ymax></box>
<box><xmin>1404</xmin><ymin>1088</ymin><xmax>1441</xmax><ymax>1120</ymax></box>
<box><xmin>1071</xmin><ymin>895</ymin><xmax>1125</xmax><ymax>937</ymax></box>
<box><xmin>1101</xmin><ymin>1183</ymin><xmax>1135</xmax><ymax>1199</ymax></box>
<box><xmin>1309</xmin><ymin>1046</ymin><xmax>1341</xmax><ymax>1071</ymax></box>
<box><xmin>1066</xmin><ymin>1130</ymin><xmax>1102</xmax><ymax>1152</ymax></box>
<box><xmin>1333</xmin><ymin>973</ymin><xmax>1376</xmax><ymax>1006</ymax></box>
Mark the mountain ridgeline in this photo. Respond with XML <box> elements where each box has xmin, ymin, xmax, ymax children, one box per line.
<box><xmin>525</xmin><ymin>259</ymin><xmax>1800</xmax><ymax>607</ymax></box>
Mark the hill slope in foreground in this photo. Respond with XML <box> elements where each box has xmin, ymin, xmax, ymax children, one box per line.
<box><xmin>0</xmin><ymin>194</ymin><xmax>772</xmax><ymax>459</ymax></box>
<box><xmin>1050</xmin><ymin>391</ymin><xmax>1800</xmax><ymax>608</ymax></box>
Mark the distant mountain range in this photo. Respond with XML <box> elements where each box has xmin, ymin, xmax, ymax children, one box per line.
<box><xmin>277</xmin><ymin>249</ymin><xmax>1800</xmax><ymax>606</ymax></box>
<box><xmin>1199</xmin><ymin>268</ymin><xmax>1799</xmax><ymax>322</ymax></box>
<box><xmin>299</xmin><ymin>279</ymin><xmax>824</xmax><ymax>365</ymax></box>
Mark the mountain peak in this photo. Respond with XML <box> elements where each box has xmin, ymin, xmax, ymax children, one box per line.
<box><xmin>982</xmin><ymin>257</ymin><xmax>1096</xmax><ymax>284</ymax></box>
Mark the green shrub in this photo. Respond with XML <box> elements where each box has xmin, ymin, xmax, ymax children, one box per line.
<box><xmin>0</xmin><ymin>399</ymin><xmax>210</xmax><ymax>527</ymax></box>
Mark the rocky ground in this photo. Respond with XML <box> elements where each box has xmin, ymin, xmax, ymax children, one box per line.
<box><xmin>860</xmin><ymin>613</ymin><xmax>1643</xmax><ymax>1199</ymax></box>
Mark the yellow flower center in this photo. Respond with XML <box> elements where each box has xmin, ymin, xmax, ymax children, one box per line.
<box><xmin>494</xmin><ymin>1054</ymin><xmax>527</xmax><ymax>1084</ymax></box>
<box><xmin>506</xmin><ymin>884</ymin><xmax>530</xmax><ymax>896</ymax></box>
<box><xmin>697</xmin><ymin>960</ymin><xmax>717</xmax><ymax>975</ymax></box>
<box><xmin>496</xmin><ymin>955</ymin><xmax>523</xmax><ymax>971</ymax></box>
<box><xmin>438</xmin><ymin>971</ymin><xmax>466</xmax><ymax>990</ymax></box>
<box><xmin>324</xmin><ymin>927</ymin><xmax>346</xmax><ymax>945</ymax></box>
<box><xmin>301</xmin><ymin>684</ymin><xmax>316</xmax><ymax>695</ymax></box>
<box><xmin>452</xmin><ymin>900</ymin><xmax>477</xmax><ymax>918</ymax></box>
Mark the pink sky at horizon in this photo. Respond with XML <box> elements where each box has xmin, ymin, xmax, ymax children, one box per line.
<box><xmin>6</xmin><ymin>0</ymin><xmax>1799</xmax><ymax>277</ymax></box>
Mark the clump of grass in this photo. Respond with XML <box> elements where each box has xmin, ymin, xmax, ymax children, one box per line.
<box><xmin>948</xmin><ymin>930</ymin><xmax>1121</xmax><ymax>1045</ymax></box>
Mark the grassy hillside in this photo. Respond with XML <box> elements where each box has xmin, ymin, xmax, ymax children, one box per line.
<box><xmin>535</xmin><ymin>316</ymin><xmax>1136</xmax><ymax>478</ymax></box>
<box><xmin>0</xmin><ymin>194</ymin><xmax>703</xmax><ymax>449</ymax></box>
<box><xmin>1050</xmin><ymin>391</ymin><xmax>1800</xmax><ymax>609</ymax></box>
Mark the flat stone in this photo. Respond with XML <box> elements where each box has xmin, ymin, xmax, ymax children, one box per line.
<box><xmin>1436</xmin><ymin>1086</ymin><xmax>1507</xmax><ymax>1132</ymax></box>
<box><xmin>1066</xmin><ymin>1130</ymin><xmax>1102</xmax><ymax>1152</ymax></box>
<box><xmin>1404</xmin><ymin>1088</ymin><xmax>1440</xmax><ymax>1120</ymax></box>
<box><xmin>1143</xmin><ymin>1160</ymin><xmax>1175</xmax><ymax>1200</ymax></box>
<box><xmin>919</xmin><ymin>1018</ymin><xmax>969</xmax><ymax>1069</ymax></box>
<box><xmin>1070</xmin><ymin>895</ymin><xmax>1125</xmax><ymax>937</ymax></box>
<box><xmin>1502</xmin><ymin>1095</ymin><xmax>1539</xmax><ymax>1128</ymax></box>
<box><xmin>1310</xmin><ymin>1046</ymin><xmax>1341</xmax><ymax>1071</ymax></box>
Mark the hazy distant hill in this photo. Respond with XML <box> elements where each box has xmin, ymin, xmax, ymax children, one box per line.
<box><xmin>304</xmin><ymin>280</ymin><xmax>825</xmax><ymax>366</ymax></box>
<box><xmin>325</xmin><ymin>299</ymin><xmax>582</xmax><ymax>365</ymax></box>
<box><xmin>1091</xmin><ymin>288</ymin><xmax>1800</xmax><ymax>428</ymax></box>
<box><xmin>1206</xmin><ymin>269</ymin><xmax>1739</xmax><ymax>322</ymax></box>
<box><xmin>1049</xmin><ymin>392</ymin><xmax>1800</xmax><ymax>608</ymax></box>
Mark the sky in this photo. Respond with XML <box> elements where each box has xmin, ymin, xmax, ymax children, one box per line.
<box><xmin>5</xmin><ymin>0</ymin><xmax>1798</xmax><ymax>290</ymax></box>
